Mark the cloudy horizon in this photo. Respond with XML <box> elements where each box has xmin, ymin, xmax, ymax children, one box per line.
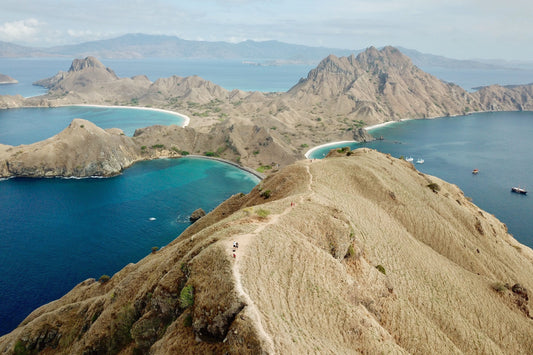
<box><xmin>1</xmin><ymin>0</ymin><xmax>532</xmax><ymax>61</ymax></box>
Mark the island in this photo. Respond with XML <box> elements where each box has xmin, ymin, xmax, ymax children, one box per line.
<box><xmin>0</xmin><ymin>74</ymin><xmax>17</xmax><ymax>84</ymax></box>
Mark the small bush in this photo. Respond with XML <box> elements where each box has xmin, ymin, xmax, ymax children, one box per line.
<box><xmin>151</xmin><ymin>144</ymin><xmax>165</xmax><ymax>149</ymax></box>
<box><xmin>492</xmin><ymin>282</ymin><xmax>507</xmax><ymax>293</ymax></box>
<box><xmin>256</xmin><ymin>208</ymin><xmax>270</xmax><ymax>218</ymax></box>
<box><xmin>99</xmin><ymin>274</ymin><xmax>111</xmax><ymax>283</ymax></box>
<box><xmin>345</xmin><ymin>244</ymin><xmax>355</xmax><ymax>258</ymax></box>
<box><xmin>180</xmin><ymin>150</ymin><xmax>190</xmax><ymax>156</ymax></box>
<box><xmin>151</xmin><ymin>246</ymin><xmax>159</xmax><ymax>254</ymax></box>
<box><xmin>300</xmin><ymin>143</ymin><xmax>309</xmax><ymax>148</ymax></box>
<box><xmin>375</xmin><ymin>265</ymin><xmax>386</xmax><ymax>275</ymax></box>
<box><xmin>260</xmin><ymin>190</ymin><xmax>272</xmax><ymax>199</ymax></box>
<box><xmin>183</xmin><ymin>313</ymin><xmax>193</xmax><ymax>327</ymax></box>
<box><xmin>140</xmin><ymin>146</ymin><xmax>147</xmax><ymax>151</ymax></box>
<box><xmin>427</xmin><ymin>182</ymin><xmax>441</xmax><ymax>192</ymax></box>
<box><xmin>204</xmin><ymin>151</ymin><xmax>217</xmax><ymax>157</ymax></box>
<box><xmin>180</xmin><ymin>285</ymin><xmax>194</xmax><ymax>309</ymax></box>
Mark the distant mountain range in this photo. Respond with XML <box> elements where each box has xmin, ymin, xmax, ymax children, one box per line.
<box><xmin>0</xmin><ymin>33</ymin><xmax>524</xmax><ymax>71</ymax></box>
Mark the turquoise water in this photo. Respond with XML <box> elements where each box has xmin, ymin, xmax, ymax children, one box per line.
<box><xmin>0</xmin><ymin>157</ymin><xmax>260</xmax><ymax>335</ymax></box>
<box><xmin>0</xmin><ymin>106</ymin><xmax>186</xmax><ymax>146</ymax></box>
<box><xmin>309</xmin><ymin>111</ymin><xmax>533</xmax><ymax>248</ymax></box>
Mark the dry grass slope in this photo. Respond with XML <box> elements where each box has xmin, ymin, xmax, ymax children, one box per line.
<box><xmin>1</xmin><ymin>148</ymin><xmax>532</xmax><ymax>354</ymax></box>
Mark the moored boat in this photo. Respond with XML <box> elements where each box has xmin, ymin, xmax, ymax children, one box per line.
<box><xmin>416</xmin><ymin>158</ymin><xmax>424</xmax><ymax>164</ymax></box>
<box><xmin>511</xmin><ymin>187</ymin><xmax>527</xmax><ymax>195</ymax></box>
<box><xmin>472</xmin><ymin>169</ymin><xmax>479</xmax><ymax>175</ymax></box>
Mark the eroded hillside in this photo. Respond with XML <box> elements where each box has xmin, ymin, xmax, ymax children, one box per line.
<box><xmin>1</xmin><ymin>149</ymin><xmax>532</xmax><ymax>354</ymax></box>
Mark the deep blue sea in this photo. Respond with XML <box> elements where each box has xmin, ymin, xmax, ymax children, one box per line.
<box><xmin>309</xmin><ymin>111</ymin><xmax>533</xmax><ymax>248</ymax></box>
<box><xmin>0</xmin><ymin>157</ymin><xmax>260</xmax><ymax>335</ymax></box>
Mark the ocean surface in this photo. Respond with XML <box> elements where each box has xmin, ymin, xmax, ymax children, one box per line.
<box><xmin>0</xmin><ymin>58</ymin><xmax>315</xmax><ymax>97</ymax></box>
<box><xmin>309</xmin><ymin>111</ymin><xmax>533</xmax><ymax>248</ymax></box>
<box><xmin>0</xmin><ymin>157</ymin><xmax>260</xmax><ymax>335</ymax></box>
<box><xmin>0</xmin><ymin>106</ymin><xmax>186</xmax><ymax>145</ymax></box>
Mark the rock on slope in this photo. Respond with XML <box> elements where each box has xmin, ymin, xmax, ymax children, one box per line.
<box><xmin>0</xmin><ymin>119</ymin><xmax>140</xmax><ymax>177</ymax></box>
<box><xmin>1</xmin><ymin>149</ymin><xmax>532</xmax><ymax>354</ymax></box>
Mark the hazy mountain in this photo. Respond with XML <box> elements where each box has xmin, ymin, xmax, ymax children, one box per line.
<box><xmin>0</xmin><ymin>34</ymin><xmax>520</xmax><ymax>71</ymax></box>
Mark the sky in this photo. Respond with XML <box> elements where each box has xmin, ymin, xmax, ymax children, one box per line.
<box><xmin>1</xmin><ymin>0</ymin><xmax>532</xmax><ymax>61</ymax></box>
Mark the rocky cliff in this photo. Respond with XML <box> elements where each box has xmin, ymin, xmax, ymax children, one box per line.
<box><xmin>1</xmin><ymin>149</ymin><xmax>532</xmax><ymax>354</ymax></box>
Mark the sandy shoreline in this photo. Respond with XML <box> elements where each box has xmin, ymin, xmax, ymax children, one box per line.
<box><xmin>66</xmin><ymin>104</ymin><xmax>191</xmax><ymax>127</ymax></box>
<box><xmin>304</xmin><ymin>119</ymin><xmax>409</xmax><ymax>158</ymax></box>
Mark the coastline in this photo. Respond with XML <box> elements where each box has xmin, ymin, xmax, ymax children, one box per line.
<box><xmin>187</xmin><ymin>155</ymin><xmax>265</xmax><ymax>180</ymax></box>
<box><xmin>66</xmin><ymin>104</ymin><xmax>191</xmax><ymax>127</ymax></box>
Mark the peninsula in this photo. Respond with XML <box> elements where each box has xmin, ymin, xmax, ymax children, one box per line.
<box><xmin>1</xmin><ymin>149</ymin><xmax>532</xmax><ymax>353</ymax></box>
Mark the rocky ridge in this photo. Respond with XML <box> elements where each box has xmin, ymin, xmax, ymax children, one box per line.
<box><xmin>1</xmin><ymin>149</ymin><xmax>532</xmax><ymax>353</ymax></box>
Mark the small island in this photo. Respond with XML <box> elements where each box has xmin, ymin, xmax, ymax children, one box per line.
<box><xmin>0</xmin><ymin>73</ymin><xmax>18</xmax><ymax>84</ymax></box>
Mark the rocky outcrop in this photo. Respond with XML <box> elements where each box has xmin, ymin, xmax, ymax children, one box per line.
<box><xmin>0</xmin><ymin>119</ymin><xmax>141</xmax><ymax>178</ymax></box>
<box><xmin>1</xmin><ymin>150</ymin><xmax>533</xmax><ymax>354</ymax></box>
<box><xmin>285</xmin><ymin>46</ymin><xmax>478</xmax><ymax>124</ymax></box>
<box><xmin>0</xmin><ymin>74</ymin><xmax>17</xmax><ymax>84</ymax></box>
<box><xmin>472</xmin><ymin>83</ymin><xmax>533</xmax><ymax>111</ymax></box>
<box><xmin>189</xmin><ymin>208</ymin><xmax>206</xmax><ymax>222</ymax></box>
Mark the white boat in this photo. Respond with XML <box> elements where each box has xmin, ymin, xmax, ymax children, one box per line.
<box><xmin>416</xmin><ymin>158</ymin><xmax>424</xmax><ymax>164</ymax></box>
<box><xmin>405</xmin><ymin>156</ymin><xmax>414</xmax><ymax>162</ymax></box>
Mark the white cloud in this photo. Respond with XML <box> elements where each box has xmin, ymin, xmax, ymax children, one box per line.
<box><xmin>0</xmin><ymin>18</ymin><xmax>42</xmax><ymax>42</ymax></box>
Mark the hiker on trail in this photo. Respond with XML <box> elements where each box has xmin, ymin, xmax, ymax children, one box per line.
<box><xmin>233</xmin><ymin>241</ymin><xmax>236</xmax><ymax>248</ymax></box>
<box><xmin>235</xmin><ymin>242</ymin><xmax>239</xmax><ymax>248</ymax></box>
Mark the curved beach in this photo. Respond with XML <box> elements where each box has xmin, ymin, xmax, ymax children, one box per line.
<box><xmin>67</xmin><ymin>104</ymin><xmax>191</xmax><ymax>127</ymax></box>
<box><xmin>304</xmin><ymin>120</ymin><xmax>405</xmax><ymax>158</ymax></box>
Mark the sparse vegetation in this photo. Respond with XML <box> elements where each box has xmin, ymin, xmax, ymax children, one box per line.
<box><xmin>140</xmin><ymin>145</ymin><xmax>146</xmax><ymax>151</ymax></box>
<box><xmin>99</xmin><ymin>274</ymin><xmax>111</xmax><ymax>283</ymax></box>
<box><xmin>204</xmin><ymin>151</ymin><xmax>218</xmax><ymax>157</ymax></box>
<box><xmin>300</xmin><ymin>143</ymin><xmax>309</xmax><ymax>148</ymax></box>
<box><xmin>376</xmin><ymin>265</ymin><xmax>386</xmax><ymax>275</ymax></box>
<box><xmin>180</xmin><ymin>285</ymin><xmax>194</xmax><ymax>309</ymax></box>
<box><xmin>151</xmin><ymin>144</ymin><xmax>165</xmax><ymax>149</ymax></box>
<box><xmin>151</xmin><ymin>246</ymin><xmax>159</xmax><ymax>254</ymax></box>
<box><xmin>260</xmin><ymin>190</ymin><xmax>272</xmax><ymax>199</ymax></box>
<box><xmin>256</xmin><ymin>165</ymin><xmax>272</xmax><ymax>173</ymax></box>
<box><xmin>345</xmin><ymin>244</ymin><xmax>355</xmax><ymax>258</ymax></box>
<box><xmin>183</xmin><ymin>313</ymin><xmax>193</xmax><ymax>327</ymax></box>
<box><xmin>427</xmin><ymin>182</ymin><xmax>441</xmax><ymax>192</ymax></box>
<box><xmin>492</xmin><ymin>282</ymin><xmax>507</xmax><ymax>293</ymax></box>
<box><xmin>256</xmin><ymin>208</ymin><xmax>270</xmax><ymax>218</ymax></box>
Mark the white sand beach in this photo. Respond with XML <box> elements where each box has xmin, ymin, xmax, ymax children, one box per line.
<box><xmin>66</xmin><ymin>104</ymin><xmax>191</xmax><ymax>127</ymax></box>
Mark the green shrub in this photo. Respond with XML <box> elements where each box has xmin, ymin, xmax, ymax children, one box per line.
<box><xmin>492</xmin><ymin>282</ymin><xmax>507</xmax><ymax>293</ymax></box>
<box><xmin>13</xmin><ymin>341</ymin><xmax>28</xmax><ymax>355</ymax></box>
<box><xmin>260</xmin><ymin>190</ymin><xmax>271</xmax><ymax>199</ymax></box>
<box><xmin>375</xmin><ymin>265</ymin><xmax>386</xmax><ymax>275</ymax></box>
<box><xmin>151</xmin><ymin>246</ymin><xmax>159</xmax><ymax>254</ymax></box>
<box><xmin>183</xmin><ymin>313</ymin><xmax>193</xmax><ymax>327</ymax></box>
<box><xmin>180</xmin><ymin>285</ymin><xmax>194</xmax><ymax>309</ymax></box>
<box><xmin>345</xmin><ymin>244</ymin><xmax>355</xmax><ymax>258</ymax></box>
<box><xmin>151</xmin><ymin>144</ymin><xmax>165</xmax><ymax>149</ymax></box>
<box><xmin>99</xmin><ymin>274</ymin><xmax>111</xmax><ymax>283</ymax></box>
<box><xmin>140</xmin><ymin>146</ymin><xmax>147</xmax><ymax>151</ymax></box>
<box><xmin>300</xmin><ymin>143</ymin><xmax>309</xmax><ymax>148</ymax></box>
<box><xmin>204</xmin><ymin>151</ymin><xmax>217</xmax><ymax>157</ymax></box>
<box><xmin>180</xmin><ymin>150</ymin><xmax>190</xmax><ymax>156</ymax></box>
<box><xmin>256</xmin><ymin>209</ymin><xmax>270</xmax><ymax>218</ymax></box>
<box><xmin>427</xmin><ymin>182</ymin><xmax>441</xmax><ymax>192</ymax></box>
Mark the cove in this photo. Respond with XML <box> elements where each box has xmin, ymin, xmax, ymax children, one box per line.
<box><xmin>308</xmin><ymin>111</ymin><xmax>533</xmax><ymax>249</ymax></box>
<box><xmin>0</xmin><ymin>157</ymin><xmax>260</xmax><ymax>336</ymax></box>
<box><xmin>0</xmin><ymin>105</ymin><xmax>188</xmax><ymax>146</ymax></box>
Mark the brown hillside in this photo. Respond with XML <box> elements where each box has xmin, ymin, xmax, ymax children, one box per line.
<box><xmin>1</xmin><ymin>149</ymin><xmax>532</xmax><ymax>354</ymax></box>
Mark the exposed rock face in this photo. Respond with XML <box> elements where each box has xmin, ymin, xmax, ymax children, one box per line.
<box><xmin>472</xmin><ymin>83</ymin><xmax>533</xmax><ymax>111</ymax></box>
<box><xmin>0</xmin><ymin>74</ymin><xmax>18</xmax><ymax>84</ymax></box>
<box><xmin>1</xmin><ymin>150</ymin><xmax>533</xmax><ymax>354</ymax></box>
<box><xmin>0</xmin><ymin>119</ymin><xmax>141</xmax><ymax>177</ymax></box>
<box><xmin>286</xmin><ymin>46</ymin><xmax>478</xmax><ymax>124</ymax></box>
<box><xmin>189</xmin><ymin>208</ymin><xmax>206</xmax><ymax>222</ymax></box>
